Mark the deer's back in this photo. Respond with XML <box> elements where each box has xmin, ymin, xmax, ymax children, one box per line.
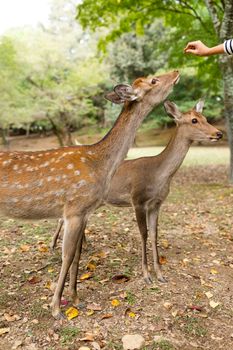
<box><xmin>0</xmin><ymin>148</ymin><xmax>102</xmax><ymax>219</ymax></box>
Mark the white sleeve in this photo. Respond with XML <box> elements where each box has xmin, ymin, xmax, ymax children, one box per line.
<box><xmin>224</xmin><ymin>39</ymin><xmax>233</xmax><ymax>55</ymax></box>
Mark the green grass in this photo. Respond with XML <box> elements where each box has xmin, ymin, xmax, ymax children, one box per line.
<box><xmin>152</xmin><ymin>340</ymin><xmax>175</xmax><ymax>350</ymax></box>
<box><xmin>126</xmin><ymin>290</ymin><xmax>136</xmax><ymax>305</ymax></box>
<box><xmin>182</xmin><ymin>316</ymin><xmax>208</xmax><ymax>337</ymax></box>
<box><xmin>127</xmin><ymin>146</ymin><xmax>229</xmax><ymax>166</ymax></box>
<box><xmin>59</xmin><ymin>326</ymin><xmax>80</xmax><ymax>345</ymax></box>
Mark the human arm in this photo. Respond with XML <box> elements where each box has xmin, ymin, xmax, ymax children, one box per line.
<box><xmin>184</xmin><ymin>40</ymin><xmax>233</xmax><ymax>56</ymax></box>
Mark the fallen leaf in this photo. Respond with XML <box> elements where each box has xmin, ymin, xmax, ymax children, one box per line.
<box><xmin>187</xmin><ymin>305</ymin><xmax>203</xmax><ymax>312</ymax></box>
<box><xmin>99</xmin><ymin>278</ymin><xmax>109</xmax><ymax>284</ymax></box>
<box><xmin>95</xmin><ymin>250</ymin><xmax>109</xmax><ymax>259</ymax></box>
<box><xmin>86</xmin><ymin>262</ymin><xmax>96</xmax><ymax>271</ymax></box>
<box><xmin>159</xmin><ymin>256</ymin><xmax>167</xmax><ymax>265</ymax></box>
<box><xmin>44</xmin><ymin>280</ymin><xmax>51</xmax><ymax>289</ymax></box>
<box><xmin>100</xmin><ymin>313</ymin><xmax>113</xmax><ymax>320</ymax></box>
<box><xmin>205</xmin><ymin>291</ymin><xmax>213</xmax><ymax>299</ymax></box>
<box><xmin>48</xmin><ymin>267</ymin><xmax>54</xmax><ymax>273</ymax></box>
<box><xmin>161</xmin><ymin>239</ymin><xmax>169</xmax><ymax>249</ymax></box>
<box><xmin>124</xmin><ymin>307</ymin><xmax>137</xmax><ymax>318</ymax></box>
<box><xmin>111</xmin><ymin>299</ymin><xmax>120</xmax><ymax>307</ymax></box>
<box><xmin>86</xmin><ymin>309</ymin><xmax>94</xmax><ymax>316</ymax></box>
<box><xmin>163</xmin><ymin>302</ymin><xmax>172</xmax><ymax>310</ymax></box>
<box><xmin>20</xmin><ymin>244</ymin><xmax>30</xmax><ymax>252</ymax></box>
<box><xmin>65</xmin><ymin>307</ymin><xmax>79</xmax><ymax>320</ymax></box>
<box><xmin>80</xmin><ymin>333</ymin><xmax>95</xmax><ymax>341</ymax></box>
<box><xmin>209</xmin><ymin>300</ymin><xmax>220</xmax><ymax>309</ymax></box>
<box><xmin>112</xmin><ymin>274</ymin><xmax>130</xmax><ymax>284</ymax></box>
<box><xmin>80</xmin><ymin>272</ymin><xmax>92</xmax><ymax>281</ymax></box>
<box><xmin>28</xmin><ymin>276</ymin><xmax>41</xmax><ymax>284</ymax></box>
<box><xmin>31</xmin><ymin>319</ymin><xmax>39</xmax><ymax>324</ymax></box>
<box><xmin>0</xmin><ymin>327</ymin><xmax>10</xmax><ymax>336</ymax></box>
<box><xmin>38</xmin><ymin>244</ymin><xmax>49</xmax><ymax>253</ymax></box>
<box><xmin>4</xmin><ymin>313</ymin><xmax>20</xmax><ymax>322</ymax></box>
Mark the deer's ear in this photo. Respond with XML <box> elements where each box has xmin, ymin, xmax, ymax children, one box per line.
<box><xmin>105</xmin><ymin>91</ymin><xmax>125</xmax><ymax>104</ymax></box>
<box><xmin>194</xmin><ymin>99</ymin><xmax>205</xmax><ymax>113</ymax></box>
<box><xmin>114</xmin><ymin>84</ymin><xmax>139</xmax><ymax>101</ymax></box>
<box><xmin>164</xmin><ymin>100</ymin><xmax>182</xmax><ymax>120</ymax></box>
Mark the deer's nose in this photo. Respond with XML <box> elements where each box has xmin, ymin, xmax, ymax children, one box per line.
<box><xmin>216</xmin><ymin>131</ymin><xmax>223</xmax><ymax>139</ymax></box>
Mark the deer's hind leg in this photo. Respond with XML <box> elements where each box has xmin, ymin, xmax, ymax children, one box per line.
<box><xmin>50</xmin><ymin>215</ymin><xmax>85</xmax><ymax>319</ymax></box>
<box><xmin>69</xmin><ymin>222</ymin><xmax>86</xmax><ymax>306</ymax></box>
<box><xmin>134</xmin><ymin>205</ymin><xmax>152</xmax><ymax>284</ymax></box>
<box><xmin>147</xmin><ymin>206</ymin><xmax>167</xmax><ymax>283</ymax></box>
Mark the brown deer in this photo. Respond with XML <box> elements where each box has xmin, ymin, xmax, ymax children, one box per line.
<box><xmin>52</xmin><ymin>100</ymin><xmax>222</xmax><ymax>285</ymax></box>
<box><xmin>0</xmin><ymin>70</ymin><xmax>179</xmax><ymax>319</ymax></box>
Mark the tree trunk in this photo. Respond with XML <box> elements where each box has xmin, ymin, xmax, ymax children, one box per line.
<box><xmin>220</xmin><ymin>58</ymin><xmax>233</xmax><ymax>182</ymax></box>
<box><xmin>219</xmin><ymin>0</ymin><xmax>233</xmax><ymax>182</ymax></box>
<box><xmin>0</xmin><ymin>128</ymin><xmax>10</xmax><ymax>148</ymax></box>
<box><xmin>46</xmin><ymin>114</ymin><xmax>64</xmax><ymax>147</ymax></box>
<box><xmin>59</xmin><ymin>111</ymin><xmax>74</xmax><ymax>146</ymax></box>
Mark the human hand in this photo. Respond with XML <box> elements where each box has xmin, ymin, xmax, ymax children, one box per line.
<box><xmin>184</xmin><ymin>40</ymin><xmax>210</xmax><ymax>56</ymax></box>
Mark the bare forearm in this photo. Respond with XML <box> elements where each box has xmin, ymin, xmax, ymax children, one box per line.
<box><xmin>207</xmin><ymin>43</ymin><xmax>224</xmax><ymax>56</ymax></box>
<box><xmin>184</xmin><ymin>39</ymin><xmax>233</xmax><ymax>56</ymax></box>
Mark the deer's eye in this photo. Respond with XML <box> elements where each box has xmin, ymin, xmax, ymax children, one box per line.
<box><xmin>192</xmin><ymin>118</ymin><xmax>198</xmax><ymax>124</ymax></box>
<box><xmin>151</xmin><ymin>78</ymin><xmax>159</xmax><ymax>84</ymax></box>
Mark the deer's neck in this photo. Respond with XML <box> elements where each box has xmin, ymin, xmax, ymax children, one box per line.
<box><xmin>156</xmin><ymin>127</ymin><xmax>191</xmax><ymax>180</ymax></box>
<box><xmin>95</xmin><ymin>102</ymin><xmax>152</xmax><ymax>175</ymax></box>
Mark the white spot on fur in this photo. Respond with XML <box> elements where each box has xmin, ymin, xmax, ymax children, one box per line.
<box><xmin>81</xmin><ymin>157</ymin><xmax>86</xmax><ymax>163</ymax></box>
<box><xmin>2</xmin><ymin>160</ymin><xmax>11</xmax><ymax>166</ymax></box>
<box><xmin>40</xmin><ymin>161</ymin><xmax>49</xmax><ymax>168</ymax></box>
<box><xmin>67</xmin><ymin>163</ymin><xmax>74</xmax><ymax>170</ymax></box>
<box><xmin>72</xmin><ymin>179</ymin><xmax>87</xmax><ymax>189</ymax></box>
<box><xmin>74</xmin><ymin>170</ymin><xmax>80</xmax><ymax>176</ymax></box>
<box><xmin>26</xmin><ymin>166</ymin><xmax>34</xmax><ymax>172</ymax></box>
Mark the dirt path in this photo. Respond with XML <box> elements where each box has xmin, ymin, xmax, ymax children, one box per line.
<box><xmin>0</xmin><ymin>165</ymin><xmax>232</xmax><ymax>350</ymax></box>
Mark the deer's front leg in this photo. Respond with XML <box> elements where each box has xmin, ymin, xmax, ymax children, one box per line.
<box><xmin>134</xmin><ymin>205</ymin><xmax>152</xmax><ymax>284</ymax></box>
<box><xmin>69</xmin><ymin>223</ymin><xmax>86</xmax><ymax>306</ymax></box>
<box><xmin>147</xmin><ymin>207</ymin><xmax>167</xmax><ymax>283</ymax></box>
<box><xmin>50</xmin><ymin>215</ymin><xmax>84</xmax><ymax>319</ymax></box>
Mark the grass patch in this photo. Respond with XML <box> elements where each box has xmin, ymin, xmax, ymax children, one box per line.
<box><xmin>59</xmin><ymin>326</ymin><xmax>80</xmax><ymax>345</ymax></box>
<box><xmin>182</xmin><ymin>316</ymin><xmax>208</xmax><ymax>337</ymax></box>
<box><xmin>126</xmin><ymin>290</ymin><xmax>136</xmax><ymax>305</ymax></box>
<box><xmin>152</xmin><ymin>340</ymin><xmax>175</xmax><ymax>350</ymax></box>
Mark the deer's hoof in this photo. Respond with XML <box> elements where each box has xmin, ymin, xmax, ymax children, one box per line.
<box><xmin>144</xmin><ymin>276</ymin><xmax>153</xmax><ymax>285</ymax></box>
<box><xmin>158</xmin><ymin>276</ymin><xmax>167</xmax><ymax>283</ymax></box>
<box><xmin>53</xmin><ymin>311</ymin><xmax>66</xmax><ymax>320</ymax></box>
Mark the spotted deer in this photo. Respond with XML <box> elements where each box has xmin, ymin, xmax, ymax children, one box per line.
<box><xmin>0</xmin><ymin>70</ymin><xmax>179</xmax><ymax>318</ymax></box>
<box><xmin>52</xmin><ymin>100</ymin><xmax>222</xmax><ymax>284</ymax></box>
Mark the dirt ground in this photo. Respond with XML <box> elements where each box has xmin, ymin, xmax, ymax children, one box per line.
<box><xmin>0</xmin><ymin>162</ymin><xmax>232</xmax><ymax>350</ymax></box>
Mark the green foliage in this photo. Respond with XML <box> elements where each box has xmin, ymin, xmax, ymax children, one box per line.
<box><xmin>0</xmin><ymin>0</ymin><xmax>111</xmax><ymax>145</ymax></box>
<box><xmin>77</xmin><ymin>0</ymin><xmax>224</xmax><ymax>109</ymax></box>
<box><xmin>107</xmin><ymin>21</ymin><xmax>170</xmax><ymax>82</ymax></box>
